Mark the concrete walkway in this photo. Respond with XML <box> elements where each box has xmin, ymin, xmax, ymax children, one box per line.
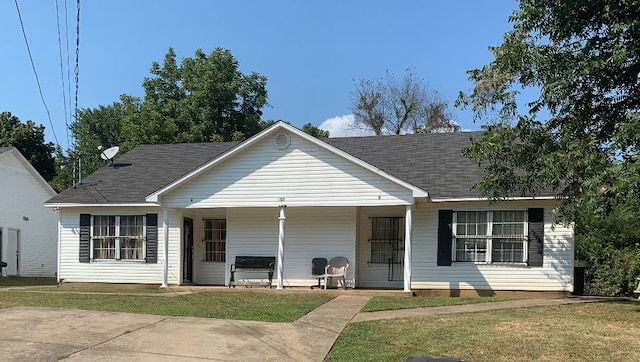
<box><xmin>0</xmin><ymin>294</ymin><xmax>614</xmax><ymax>361</ymax></box>
<box><xmin>352</xmin><ymin>296</ymin><xmax>615</xmax><ymax>322</ymax></box>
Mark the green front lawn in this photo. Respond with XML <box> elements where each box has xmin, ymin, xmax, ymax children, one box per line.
<box><xmin>0</xmin><ymin>289</ymin><xmax>332</xmax><ymax>322</ymax></box>
<box><xmin>327</xmin><ymin>300</ymin><xmax>640</xmax><ymax>362</ymax></box>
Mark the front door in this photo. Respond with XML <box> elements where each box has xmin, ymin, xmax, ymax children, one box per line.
<box><xmin>183</xmin><ymin>218</ymin><xmax>194</xmax><ymax>282</ymax></box>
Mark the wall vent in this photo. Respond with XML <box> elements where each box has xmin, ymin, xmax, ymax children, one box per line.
<box><xmin>275</xmin><ymin>133</ymin><xmax>291</xmax><ymax>150</ymax></box>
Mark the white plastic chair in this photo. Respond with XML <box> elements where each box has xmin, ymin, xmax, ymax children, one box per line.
<box><xmin>324</xmin><ymin>256</ymin><xmax>349</xmax><ymax>290</ymax></box>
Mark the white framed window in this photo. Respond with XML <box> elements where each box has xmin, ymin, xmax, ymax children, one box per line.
<box><xmin>452</xmin><ymin>210</ymin><xmax>527</xmax><ymax>264</ymax></box>
<box><xmin>203</xmin><ymin>219</ymin><xmax>226</xmax><ymax>262</ymax></box>
<box><xmin>91</xmin><ymin>215</ymin><xmax>145</xmax><ymax>260</ymax></box>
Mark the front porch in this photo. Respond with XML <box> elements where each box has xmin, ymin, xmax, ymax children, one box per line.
<box><xmin>172</xmin><ymin>205</ymin><xmax>415</xmax><ymax>291</ymax></box>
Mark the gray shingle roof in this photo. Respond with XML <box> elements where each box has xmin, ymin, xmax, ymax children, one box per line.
<box><xmin>0</xmin><ymin>147</ymin><xmax>13</xmax><ymax>154</ymax></box>
<box><xmin>324</xmin><ymin>132</ymin><xmax>487</xmax><ymax>199</ymax></box>
<box><xmin>47</xmin><ymin>131</ymin><xmax>540</xmax><ymax>205</ymax></box>
<box><xmin>47</xmin><ymin>142</ymin><xmax>238</xmax><ymax>204</ymax></box>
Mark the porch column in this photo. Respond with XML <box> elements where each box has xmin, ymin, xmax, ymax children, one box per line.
<box><xmin>276</xmin><ymin>205</ymin><xmax>286</xmax><ymax>290</ymax></box>
<box><xmin>161</xmin><ymin>208</ymin><xmax>169</xmax><ymax>288</ymax></box>
<box><xmin>404</xmin><ymin>205</ymin><xmax>413</xmax><ymax>292</ymax></box>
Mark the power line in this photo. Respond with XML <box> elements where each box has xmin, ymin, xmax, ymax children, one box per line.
<box><xmin>74</xmin><ymin>0</ymin><xmax>80</xmax><ymax>130</ymax></box>
<box><xmin>55</xmin><ymin>0</ymin><xmax>71</xmax><ymax>151</ymax></box>
<box><xmin>73</xmin><ymin>0</ymin><xmax>81</xmax><ymax>187</ymax></box>
<box><xmin>65</xmin><ymin>0</ymin><xmax>73</xmax><ymax>150</ymax></box>
<box><xmin>14</xmin><ymin>0</ymin><xmax>59</xmax><ymax>147</ymax></box>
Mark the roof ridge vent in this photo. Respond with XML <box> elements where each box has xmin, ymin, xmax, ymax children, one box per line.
<box><xmin>275</xmin><ymin>133</ymin><xmax>291</xmax><ymax>150</ymax></box>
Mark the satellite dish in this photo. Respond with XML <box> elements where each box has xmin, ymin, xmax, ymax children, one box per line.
<box><xmin>100</xmin><ymin>146</ymin><xmax>120</xmax><ymax>165</ymax></box>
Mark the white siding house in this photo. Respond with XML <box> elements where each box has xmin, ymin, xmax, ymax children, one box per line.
<box><xmin>0</xmin><ymin>147</ymin><xmax>58</xmax><ymax>277</ymax></box>
<box><xmin>46</xmin><ymin>122</ymin><xmax>574</xmax><ymax>293</ymax></box>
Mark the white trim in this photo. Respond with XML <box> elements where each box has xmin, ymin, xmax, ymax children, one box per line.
<box><xmin>161</xmin><ymin>209</ymin><xmax>169</xmax><ymax>288</ymax></box>
<box><xmin>276</xmin><ymin>206</ymin><xmax>286</xmax><ymax>290</ymax></box>
<box><xmin>431</xmin><ymin>196</ymin><xmax>555</xmax><ymax>203</ymax></box>
<box><xmin>403</xmin><ymin>205</ymin><xmax>412</xmax><ymax>292</ymax></box>
<box><xmin>145</xmin><ymin>122</ymin><xmax>428</xmax><ymax>203</ymax></box>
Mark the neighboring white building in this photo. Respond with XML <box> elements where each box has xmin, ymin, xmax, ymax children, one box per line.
<box><xmin>45</xmin><ymin>122</ymin><xmax>574</xmax><ymax>294</ymax></box>
<box><xmin>0</xmin><ymin>147</ymin><xmax>58</xmax><ymax>277</ymax></box>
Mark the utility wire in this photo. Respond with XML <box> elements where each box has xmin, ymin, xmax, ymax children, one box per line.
<box><xmin>55</xmin><ymin>0</ymin><xmax>71</xmax><ymax>151</ymax></box>
<box><xmin>14</xmin><ymin>0</ymin><xmax>59</xmax><ymax>146</ymax></box>
<box><xmin>73</xmin><ymin>0</ymin><xmax>81</xmax><ymax>187</ymax></box>
<box><xmin>74</xmin><ymin>0</ymin><xmax>80</xmax><ymax>129</ymax></box>
<box><xmin>65</xmin><ymin>0</ymin><xmax>73</xmax><ymax>150</ymax></box>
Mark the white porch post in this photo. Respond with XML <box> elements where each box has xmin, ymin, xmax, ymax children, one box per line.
<box><xmin>276</xmin><ymin>205</ymin><xmax>286</xmax><ymax>290</ymax></box>
<box><xmin>161</xmin><ymin>208</ymin><xmax>169</xmax><ymax>288</ymax></box>
<box><xmin>404</xmin><ymin>205</ymin><xmax>413</xmax><ymax>292</ymax></box>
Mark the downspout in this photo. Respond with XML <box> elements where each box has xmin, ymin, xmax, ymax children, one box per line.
<box><xmin>276</xmin><ymin>205</ymin><xmax>286</xmax><ymax>290</ymax></box>
<box><xmin>403</xmin><ymin>204</ymin><xmax>413</xmax><ymax>292</ymax></box>
<box><xmin>161</xmin><ymin>208</ymin><xmax>169</xmax><ymax>288</ymax></box>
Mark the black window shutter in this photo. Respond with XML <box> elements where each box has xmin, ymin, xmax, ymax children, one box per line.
<box><xmin>79</xmin><ymin>214</ymin><xmax>91</xmax><ymax>263</ymax></box>
<box><xmin>527</xmin><ymin>208</ymin><xmax>544</xmax><ymax>267</ymax></box>
<box><xmin>437</xmin><ymin>210</ymin><xmax>453</xmax><ymax>266</ymax></box>
<box><xmin>146</xmin><ymin>213</ymin><xmax>158</xmax><ymax>264</ymax></box>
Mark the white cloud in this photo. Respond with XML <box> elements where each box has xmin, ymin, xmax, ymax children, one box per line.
<box><xmin>319</xmin><ymin>114</ymin><xmax>375</xmax><ymax>138</ymax></box>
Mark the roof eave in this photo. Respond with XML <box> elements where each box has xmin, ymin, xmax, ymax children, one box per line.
<box><xmin>45</xmin><ymin>202</ymin><xmax>158</xmax><ymax>208</ymax></box>
<box><xmin>429</xmin><ymin>196</ymin><xmax>557</xmax><ymax>202</ymax></box>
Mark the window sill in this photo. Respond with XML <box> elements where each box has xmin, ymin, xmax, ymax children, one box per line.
<box><xmin>452</xmin><ymin>262</ymin><xmax>529</xmax><ymax>267</ymax></box>
<box><xmin>91</xmin><ymin>259</ymin><xmax>147</xmax><ymax>264</ymax></box>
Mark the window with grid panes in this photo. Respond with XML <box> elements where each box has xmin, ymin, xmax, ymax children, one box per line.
<box><xmin>452</xmin><ymin>210</ymin><xmax>527</xmax><ymax>264</ymax></box>
<box><xmin>203</xmin><ymin>219</ymin><xmax>226</xmax><ymax>262</ymax></box>
<box><xmin>92</xmin><ymin>215</ymin><xmax>144</xmax><ymax>260</ymax></box>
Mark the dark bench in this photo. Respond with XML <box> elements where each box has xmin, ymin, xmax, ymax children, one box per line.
<box><xmin>228</xmin><ymin>256</ymin><xmax>276</xmax><ymax>288</ymax></box>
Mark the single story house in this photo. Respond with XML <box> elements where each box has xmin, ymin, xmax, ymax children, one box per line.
<box><xmin>0</xmin><ymin>147</ymin><xmax>58</xmax><ymax>277</ymax></box>
<box><xmin>45</xmin><ymin>122</ymin><xmax>574</xmax><ymax>294</ymax></box>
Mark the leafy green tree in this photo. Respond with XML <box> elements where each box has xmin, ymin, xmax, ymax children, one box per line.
<box><xmin>456</xmin><ymin>0</ymin><xmax>640</xmax><ymax>224</ymax></box>
<box><xmin>351</xmin><ymin>69</ymin><xmax>458</xmax><ymax>135</ymax></box>
<box><xmin>260</xmin><ymin>120</ymin><xmax>330</xmax><ymax>138</ymax></box>
<box><xmin>72</xmin><ymin>95</ymin><xmax>141</xmax><ymax>176</ymax></box>
<box><xmin>301</xmin><ymin>123</ymin><xmax>329</xmax><ymax>138</ymax></box>
<box><xmin>126</xmin><ymin>48</ymin><xmax>268</xmax><ymax>144</ymax></box>
<box><xmin>456</xmin><ymin>0</ymin><xmax>640</xmax><ymax>295</ymax></box>
<box><xmin>0</xmin><ymin>112</ymin><xmax>55</xmax><ymax>181</ymax></box>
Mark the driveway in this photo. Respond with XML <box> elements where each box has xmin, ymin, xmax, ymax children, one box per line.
<box><xmin>0</xmin><ymin>295</ymin><xmax>369</xmax><ymax>362</ymax></box>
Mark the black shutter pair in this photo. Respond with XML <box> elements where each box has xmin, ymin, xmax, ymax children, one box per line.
<box><xmin>436</xmin><ymin>208</ymin><xmax>544</xmax><ymax>267</ymax></box>
<box><xmin>78</xmin><ymin>213</ymin><xmax>158</xmax><ymax>263</ymax></box>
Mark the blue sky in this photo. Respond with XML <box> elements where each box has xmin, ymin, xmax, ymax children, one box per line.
<box><xmin>1</xmin><ymin>1</ymin><xmax>518</xmax><ymax>150</ymax></box>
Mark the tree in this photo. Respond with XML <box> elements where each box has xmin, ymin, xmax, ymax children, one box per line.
<box><xmin>456</xmin><ymin>0</ymin><xmax>640</xmax><ymax>224</ymax></box>
<box><xmin>63</xmin><ymin>48</ymin><xmax>269</xmax><ymax>188</ymax></box>
<box><xmin>351</xmin><ymin>69</ymin><xmax>458</xmax><ymax>135</ymax></box>
<box><xmin>456</xmin><ymin>0</ymin><xmax>640</xmax><ymax>296</ymax></box>
<box><xmin>0</xmin><ymin>112</ymin><xmax>55</xmax><ymax>181</ymax></box>
<box><xmin>260</xmin><ymin>120</ymin><xmax>330</xmax><ymax>138</ymax></box>
<box><xmin>301</xmin><ymin>123</ymin><xmax>330</xmax><ymax>138</ymax></box>
<box><xmin>125</xmin><ymin>48</ymin><xmax>268</xmax><ymax>144</ymax></box>
<box><xmin>66</xmin><ymin>95</ymin><xmax>141</xmax><ymax>181</ymax></box>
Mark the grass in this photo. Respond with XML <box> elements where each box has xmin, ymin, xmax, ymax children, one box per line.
<box><xmin>327</xmin><ymin>299</ymin><xmax>640</xmax><ymax>362</ymax></box>
<box><xmin>0</xmin><ymin>289</ymin><xmax>333</xmax><ymax>322</ymax></box>
<box><xmin>362</xmin><ymin>296</ymin><xmax>518</xmax><ymax>312</ymax></box>
<box><xmin>0</xmin><ymin>277</ymin><xmax>57</xmax><ymax>288</ymax></box>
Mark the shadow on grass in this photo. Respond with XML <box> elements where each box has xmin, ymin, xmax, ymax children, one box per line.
<box><xmin>0</xmin><ymin>277</ymin><xmax>57</xmax><ymax>288</ymax></box>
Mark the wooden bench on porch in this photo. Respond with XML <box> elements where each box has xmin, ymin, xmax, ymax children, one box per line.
<box><xmin>228</xmin><ymin>256</ymin><xmax>276</xmax><ymax>288</ymax></box>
